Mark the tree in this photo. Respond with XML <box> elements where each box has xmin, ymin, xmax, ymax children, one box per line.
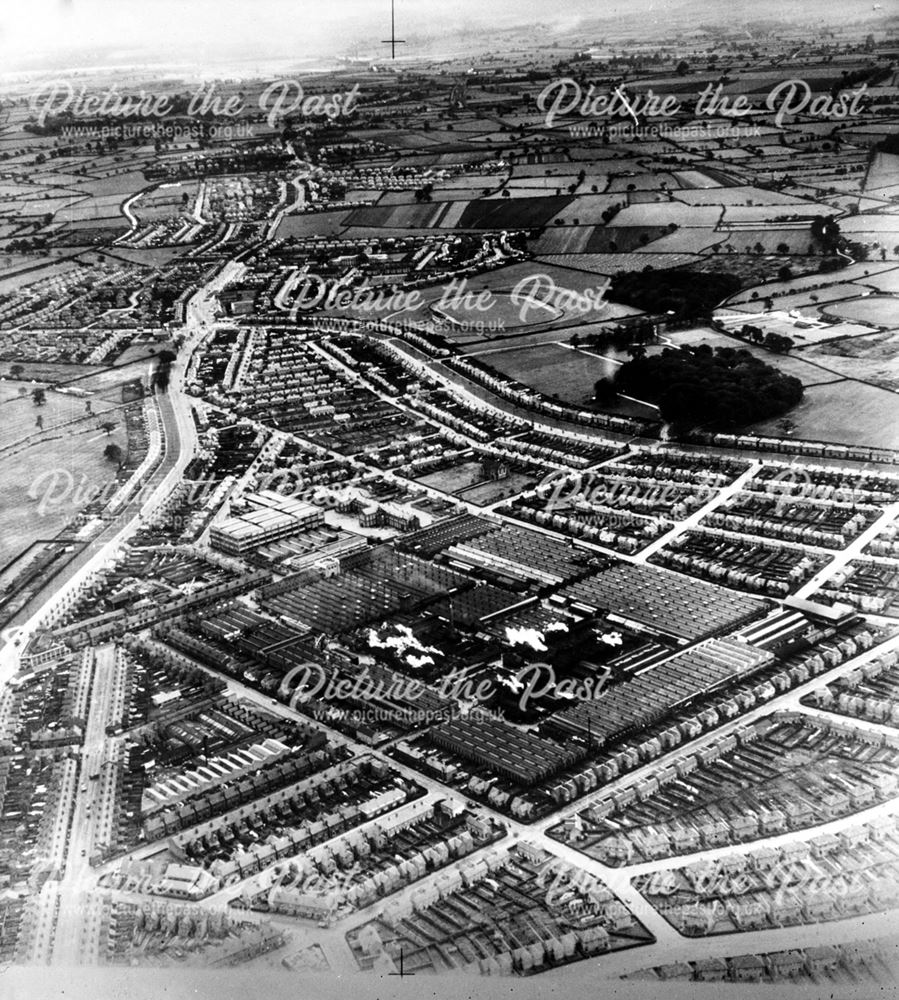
<box><xmin>614</xmin><ymin>346</ymin><xmax>803</xmax><ymax>428</ymax></box>
<box><xmin>811</xmin><ymin>215</ymin><xmax>840</xmax><ymax>251</ymax></box>
<box><xmin>104</xmin><ymin>443</ymin><xmax>124</xmax><ymax>467</ymax></box>
<box><xmin>593</xmin><ymin>378</ymin><xmax>619</xmax><ymax>406</ymax></box>
<box><xmin>32</xmin><ymin>387</ymin><xmax>46</xmax><ymax>406</ymax></box>
<box><xmin>100</xmin><ymin>420</ymin><xmax>117</xmax><ymax>435</ymax></box>
<box><xmin>777</xmin><ymin>417</ymin><xmax>796</xmax><ymax>435</ymax></box>
<box><xmin>9</xmin><ymin>364</ymin><xmax>23</xmax><ymax>378</ymax></box>
<box><xmin>675</xmin><ymin>60</ymin><xmax>690</xmax><ymax>76</ymax></box>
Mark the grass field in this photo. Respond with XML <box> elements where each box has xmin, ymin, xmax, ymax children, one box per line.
<box><xmin>745</xmin><ymin>379</ymin><xmax>899</xmax><ymax>449</ymax></box>
<box><xmin>821</xmin><ymin>297</ymin><xmax>898</xmax><ymax>328</ymax></box>
<box><xmin>413</xmin><ymin>463</ymin><xmax>539</xmax><ymax>505</ymax></box>
<box><xmin>804</xmin><ymin>332</ymin><xmax>899</xmax><ymax>391</ymax></box>
<box><xmin>415</xmin><ymin>461</ymin><xmax>487</xmax><ymax>494</ymax></box>
<box><xmin>0</xmin><ymin>406</ymin><xmax>129</xmax><ymax>568</ymax></box>
<box><xmin>532</xmin><ymin>228</ymin><xmax>595</xmax><ymax>254</ymax></box>
<box><xmin>274</xmin><ymin>212</ymin><xmax>350</xmax><ymax>239</ymax></box>
<box><xmin>840</xmin><ymin>215</ymin><xmax>899</xmax><ymax>236</ymax></box>
<box><xmin>0</xmin><ymin>382</ymin><xmax>121</xmax><ymax>446</ymax></box>
<box><xmin>483</xmin><ymin>342</ymin><xmax>620</xmax><ymax>403</ymax></box>
<box><xmin>0</xmin><ymin>362</ymin><xmax>106</xmax><ymax>384</ymax></box>
<box><xmin>457</xmin><ymin>472</ymin><xmax>540</xmax><ymax>506</ymax></box>
<box><xmin>864</xmin><ymin>270</ymin><xmax>899</xmax><ymax>294</ymax></box>
<box><xmin>477</xmin><ymin>340</ymin><xmax>660</xmax><ymax>418</ymax></box>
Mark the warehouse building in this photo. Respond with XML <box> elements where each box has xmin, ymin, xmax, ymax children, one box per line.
<box><xmin>211</xmin><ymin>494</ymin><xmax>323</xmax><ymax>555</ymax></box>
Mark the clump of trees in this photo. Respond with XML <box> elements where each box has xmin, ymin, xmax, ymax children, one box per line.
<box><xmin>811</xmin><ymin>216</ymin><xmax>841</xmax><ymax>254</ymax></box>
<box><xmin>572</xmin><ymin>317</ymin><xmax>657</xmax><ymax>352</ymax></box>
<box><xmin>151</xmin><ymin>349</ymin><xmax>177</xmax><ymax>392</ymax></box>
<box><xmin>739</xmin><ymin>325</ymin><xmax>795</xmax><ymax>353</ymax></box>
<box><xmin>608</xmin><ymin>269</ymin><xmax>742</xmax><ymax>321</ymax></box>
<box><xmin>614</xmin><ymin>345</ymin><xmax>803</xmax><ymax>428</ymax></box>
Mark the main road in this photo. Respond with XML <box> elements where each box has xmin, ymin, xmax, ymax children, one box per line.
<box><xmin>0</xmin><ymin>262</ymin><xmax>242</xmax><ymax>680</ymax></box>
<box><xmin>51</xmin><ymin>643</ymin><xmax>118</xmax><ymax>966</ymax></box>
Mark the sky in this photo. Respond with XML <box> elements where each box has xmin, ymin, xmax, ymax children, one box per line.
<box><xmin>0</xmin><ymin>0</ymin><xmax>876</xmax><ymax>75</ymax></box>
<box><xmin>0</xmin><ymin>0</ymin><xmax>599</xmax><ymax>72</ymax></box>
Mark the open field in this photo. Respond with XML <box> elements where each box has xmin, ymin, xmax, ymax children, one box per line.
<box><xmin>821</xmin><ymin>296</ymin><xmax>899</xmax><ymax>328</ymax></box>
<box><xmin>274</xmin><ymin>212</ymin><xmax>351</xmax><ymax>238</ymax></box>
<box><xmin>483</xmin><ymin>342</ymin><xmax>620</xmax><ymax>404</ymax></box>
<box><xmin>414</xmin><ymin>462</ymin><xmax>539</xmax><ymax>505</ymax></box>
<box><xmin>744</xmin><ymin>379</ymin><xmax>899</xmax><ymax>449</ymax></box>
<box><xmin>0</xmin><ymin>381</ymin><xmax>121</xmax><ymax>445</ymax></box>
<box><xmin>479</xmin><ymin>340</ymin><xmax>657</xmax><ymax>417</ymax></box>
<box><xmin>0</xmin><ymin>412</ymin><xmax>128</xmax><ymax>567</ymax></box>
<box><xmin>804</xmin><ymin>332</ymin><xmax>899</xmax><ymax>391</ymax></box>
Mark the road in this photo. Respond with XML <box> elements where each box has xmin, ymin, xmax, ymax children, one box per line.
<box><xmin>116</xmin><ymin>626</ymin><xmax>899</xmax><ymax>974</ymax></box>
<box><xmin>7</xmin><ymin>255</ymin><xmax>899</xmax><ymax>978</ymax></box>
<box><xmin>796</xmin><ymin>500</ymin><xmax>899</xmax><ymax>600</ymax></box>
<box><xmin>0</xmin><ymin>262</ymin><xmax>242</xmax><ymax>675</ymax></box>
<box><xmin>51</xmin><ymin>644</ymin><xmax>117</xmax><ymax>966</ymax></box>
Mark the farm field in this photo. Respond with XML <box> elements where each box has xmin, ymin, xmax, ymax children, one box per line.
<box><xmin>720</xmin><ymin>205</ymin><xmax>837</xmax><ymax>223</ymax></box>
<box><xmin>0</xmin><ymin>362</ymin><xmax>105</xmax><ymax>384</ymax></box>
<box><xmin>274</xmin><ymin>212</ymin><xmax>350</xmax><ymax>238</ymax></box>
<box><xmin>725</xmin><ymin>263</ymin><xmax>899</xmax><ymax>305</ymax></box>
<box><xmin>744</xmin><ymin>379</ymin><xmax>899</xmax><ymax>449</ymax></box>
<box><xmin>538</xmin><ymin>252</ymin><xmax>701</xmax><ymax>273</ymax></box>
<box><xmin>821</xmin><ymin>296</ymin><xmax>899</xmax><ymax>328</ymax></box>
<box><xmin>804</xmin><ymin>332</ymin><xmax>899</xmax><ymax>390</ymax></box>
<box><xmin>0</xmin><ymin>381</ymin><xmax>121</xmax><ymax>445</ymax></box>
<box><xmin>866</xmin><ymin>152</ymin><xmax>899</xmax><ymax>193</ymax></box>
<box><xmin>840</xmin><ymin>214</ymin><xmax>899</xmax><ymax>235</ymax></box>
<box><xmin>864</xmin><ymin>270</ymin><xmax>899</xmax><ymax>294</ymax></box>
<box><xmin>532</xmin><ymin>228</ymin><xmax>595</xmax><ymax>254</ymax></box>
<box><xmin>477</xmin><ymin>340</ymin><xmax>656</xmax><ymax>418</ymax></box>
<box><xmin>779</xmin><ymin>321</ymin><xmax>875</xmax><ymax>346</ymax></box>
<box><xmin>0</xmin><ymin>410</ymin><xmax>128</xmax><ymax>567</ymax></box>
<box><xmin>673</xmin><ymin>186</ymin><xmax>821</xmax><ymax>206</ymax></box>
<box><xmin>727</xmin><ymin>282</ymin><xmax>871</xmax><ymax>308</ymax></box>
<box><xmin>482</xmin><ymin>342</ymin><xmax>620</xmax><ymax>404</ymax></box>
<box><xmin>611</xmin><ymin>204</ymin><xmax>723</xmax><ymax>228</ymax></box>
<box><xmin>633</xmin><ymin>228</ymin><xmax>723</xmax><ymax>253</ymax></box>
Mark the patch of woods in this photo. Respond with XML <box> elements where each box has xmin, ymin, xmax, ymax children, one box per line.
<box><xmin>608</xmin><ymin>269</ymin><xmax>743</xmax><ymax>322</ymax></box>
<box><xmin>613</xmin><ymin>345</ymin><xmax>804</xmax><ymax>428</ymax></box>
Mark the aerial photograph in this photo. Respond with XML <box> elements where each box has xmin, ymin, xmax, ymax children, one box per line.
<box><xmin>0</xmin><ymin>1</ymin><xmax>897</xmax><ymax>997</ymax></box>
